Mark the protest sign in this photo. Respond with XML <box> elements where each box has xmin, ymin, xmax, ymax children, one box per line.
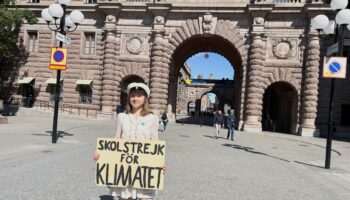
<box><xmin>95</xmin><ymin>138</ymin><xmax>166</xmax><ymax>190</ymax></box>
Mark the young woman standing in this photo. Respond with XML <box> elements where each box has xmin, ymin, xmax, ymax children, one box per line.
<box><xmin>94</xmin><ymin>82</ymin><xmax>165</xmax><ymax>200</ymax></box>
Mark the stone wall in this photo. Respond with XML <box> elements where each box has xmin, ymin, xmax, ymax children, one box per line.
<box><xmin>9</xmin><ymin>1</ymin><xmax>350</xmax><ymax>137</ymax></box>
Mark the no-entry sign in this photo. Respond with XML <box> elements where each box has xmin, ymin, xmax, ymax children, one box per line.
<box><xmin>323</xmin><ymin>57</ymin><xmax>347</xmax><ymax>79</ymax></box>
<box><xmin>49</xmin><ymin>48</ymin><xmax>67</xmax><ymax>70</ymax></box>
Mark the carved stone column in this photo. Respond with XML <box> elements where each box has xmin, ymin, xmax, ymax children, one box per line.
<box><xmin>149</xmin><ymin>31</ymin><xmax>169</xmax><ymax>113</ymax></box>
<box><xmin>244</xmin><ymin>33</ymin><xmax>266</xmax><ymax>132</ymax></box>
<box><xmin>101</xmin><ymin>15</ymin><xmax>117</xmax><ymax>114</ymax></box>
<box><xmin>147</xmin><ymin>5</ymin><xmax>171</xmax><ymax>114</ymax></box>
<box><xmin>300</xmin><ymin>33</ymin><xmax>320</xmax><ymax>136</ymax></box>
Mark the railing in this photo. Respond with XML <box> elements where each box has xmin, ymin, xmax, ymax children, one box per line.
<box><xmin>34</xmin><ymin>99</ymin><xmax>97</xmax><ymax>118</ymax></box>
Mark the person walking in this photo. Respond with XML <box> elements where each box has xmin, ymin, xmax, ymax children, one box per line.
<box><xmin>226</xmin><ymin>109</ymin><xmax>236</xmax><ymax>141</ymax></box>
<box><xmin>213</xmin><ymin>110</ymin><xmax>224</xmax><ymax>138</ymax></box>
<box><xmin>161</xmin><ymin>109</ymin><xmax>169</xmax><ymax>132</ymax></box>
<box><xmin>94</xmin><ymin>82</ymin><xmax>166</xmax><ymax>200</ymax></box>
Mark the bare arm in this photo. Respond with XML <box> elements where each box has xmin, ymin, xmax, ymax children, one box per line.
<box><xmin>115</xmin><ymin>113</ymin><xmax>122</xmax><ymax>138</ymax></box>
<box><xmin>150</xmin><ymin>115</ymin><xmax>159</xmax><ymax>140</ymax></box>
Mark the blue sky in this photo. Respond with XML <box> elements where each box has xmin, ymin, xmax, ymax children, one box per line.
<box><xmin>185</xmin><ymin>52</ymin><xmax>234</xmax><ymax>80</ymax></box>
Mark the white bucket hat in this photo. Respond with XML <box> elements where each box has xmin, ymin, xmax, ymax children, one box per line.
<box><xmin>126</xmin><ymin>82</ymin><xmax>150</xmax><ymax>97</ymax></box>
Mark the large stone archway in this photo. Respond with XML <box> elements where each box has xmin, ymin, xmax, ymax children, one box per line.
<box><xmin>148</xmin><ymin>19</ymin><xmax>248</xmax><ymax>129</ymax></box>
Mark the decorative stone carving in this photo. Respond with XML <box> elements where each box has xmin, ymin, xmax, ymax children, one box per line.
<box><xmin>272</xmin><ymin>38</ymin><xmax>297</xmax><ymax>59</ymax></box>
<box><xmin>122</xmin><ymin>34</ymin><xmax>149</xmax><ymax>56</ymax></box>
<box><xmin>254</xmin><ymin>17</ymin><xmax>264</xmax><ymax>25</ymax></box>
<box><xmin>107</xmin><ymin>15</ymin><xmax>114</xmax><ymax>22</ymax></box>
<box><xmin>126</xmin><ymin>36</ymin><xmax>143</xmax><ymax>55</ymax></box>
<box><xmin>203</xmin><ymin>13</ymin><xmax>213</xmax><ymax>34</ymax></box>
<box><xmin>155</xmin><ymin>16</ymin><xmax>164</xmax><ymax>24</ymax></box>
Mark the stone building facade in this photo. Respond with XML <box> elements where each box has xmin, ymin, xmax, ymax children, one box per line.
<box><xmin>3</xmin><ymin>0</ymin><xmax>350</xmax><ymax>138</ymax></box>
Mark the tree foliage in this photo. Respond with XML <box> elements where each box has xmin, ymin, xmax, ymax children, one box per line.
<box><xmin>0</xmin><ymin>0</ymin><xmax>37</xmax><ymax>58</ymax></box>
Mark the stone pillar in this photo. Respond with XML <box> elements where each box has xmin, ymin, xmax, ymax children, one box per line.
<box><xmin>244</xmin><ymin>33</ymin><xmax>266</xmax><ymax>132</ymax></box>
<box><xmin>300</xmin><ymin>34</ymin><xmax>320</xmax><ymax>137</ymax></box>
<box><xmin>101</xmin><ymin>15</ymin><xmax>117</xmax><ymax>114</ymax></box>
<box><xmin>149</xmin><ymin>31</ymin><xmax>169</xmax><ymax>113</ymax></box>
<box><xmin>147</xmin><ymin>5</ymin><xmax>171</xmax><ymax>115</ymax></box>
<box><xmin>168</xmin><ymin>75</ymin><xmax>178</xmax><ymax>113</ymax></box>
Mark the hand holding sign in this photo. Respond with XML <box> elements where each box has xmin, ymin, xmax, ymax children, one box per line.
<box><xmin>95</xmin><ymin>138</ymin><xmax>166</xmax><ymax>190</ymax></box>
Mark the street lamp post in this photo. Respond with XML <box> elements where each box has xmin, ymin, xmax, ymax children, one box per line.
<box><xmin>41</xmin><ymin>0</ymin><xmax>84</xmax><ymax>143</ymax></box>
<box><xmin>311</xmin><ymin>0</ymin><xmax>350</xmax><ymax>169</ymax></box>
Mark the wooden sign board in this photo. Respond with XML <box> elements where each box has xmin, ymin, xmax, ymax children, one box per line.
<box><xmin>95</xmin><ymin>138</ymin><xmax>166</xmax><ymax>190</ymax></box>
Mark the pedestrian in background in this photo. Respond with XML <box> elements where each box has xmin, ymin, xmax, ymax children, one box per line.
<box><xmin>161</xmin><ymin>109</ymin><xmax>169</xmax><ymax>132</ymax></box>
<box><xmin>213</xmin><ymin>110</ymin><xmax>224</xmax><ymax>138</ymax></box>
<box><xmin>227</xmin><ymin>109</ymin><xmax>236</xmax><ymax>141</ymax></box>
<box><xmin>94</xmin><ymin>82</ymin><xmax>166</xmax><ymax>200</ymax></box>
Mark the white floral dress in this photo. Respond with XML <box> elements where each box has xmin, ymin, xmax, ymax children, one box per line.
<box><xmin>110</xmin><ymin>112</ymin><xmax>159</xmax><ymax>199</ymax></box>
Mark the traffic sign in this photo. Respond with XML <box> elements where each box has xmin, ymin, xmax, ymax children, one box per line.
<box><xmin>56</xmin><ymin>32</ymin><xmax>71</xmax><ymax>45</ymax></box>
<box><xmin>49</xmin><ymin>47</ymin><xmax>67</xmax><ymax>70</ymax></box>
<box><xmin>326</xmin><ymin>42</ymin><xmax>338</xmax><ymax>56</ymax></box>
<box><xmin>323</xmin><ymin>56</ymin><xmax>347</xmax><ymax>79</ymax></box>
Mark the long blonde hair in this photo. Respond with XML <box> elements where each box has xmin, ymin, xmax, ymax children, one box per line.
<box><xmin>125</xmin><ymin>91</ymin><xmax>150</xmax><ymax>116</ymax></box>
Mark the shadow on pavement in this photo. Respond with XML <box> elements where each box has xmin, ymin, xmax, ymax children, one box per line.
<box><xmin>294</xmin><ymin>161</ymin><xmax>324</xmax><ymax>169</ymax></box>
<box><xmin>45</xmin><ymin>131</ymin><xmax>74</xmax><ymax>138</ymax></box>
<box><xmin>222</xmin><ymin>143</ymin><xmax>291</xmax><ymax>163</ymax></box>
<box><xmin>273</xmin><ymin>136</ymin><xmax>342</xmax><ymax>156</ymax></box>
<box><xmin>204</xmin><ymin>135</ymin><xmax>226</xmax><ymax>139</ymax></box>
<box><xmin>99</xmin><ymin>195</ymin><xmax>115</xmax><ymax>200</ymax></box>
<box><xmin>176</xmin><ymin>116</ymin><xmax>214</xmax><ymax>127</ymax></box>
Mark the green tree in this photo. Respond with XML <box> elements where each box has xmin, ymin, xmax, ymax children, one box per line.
<box><xmin>0</xmin><ymin>0</ymin><xmax>37</xmax><ymax>58</ymax></box>
<box><xmin>0</xmin><ymin>0</ymin><xmax>37</xmax><ymax>103</ymax></box>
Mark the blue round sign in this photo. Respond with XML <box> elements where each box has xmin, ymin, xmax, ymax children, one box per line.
<box><xmin>53</xmin><ymin>50</ymin><xmax>64</xmax><ymax>62</ymax></box>
<box><xmin>329</xmin><ymin>61</ymin><xmax>341</xmax><ymax>74</ymax></box>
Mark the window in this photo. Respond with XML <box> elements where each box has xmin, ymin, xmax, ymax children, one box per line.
<box><xmin>341</xmin><ymin>104</ymin><xmax>350</xmax><ymax>126</ymax></box>
<box><xmin>27</xmin><ymin>31</ymin><xmax>38</xmax><ymax>52</ymax></box>
<box><xmin>49</xmin><ymin>84</ymin><xmax>63</xmax><ymax>101</ymax></box>
<box><xmin>29</xmin><ymin>0</ymin><xmax>40</xmax><ymax>3</ymax></box>
<box><xmin>85</xmin><ymin>0</ymin><xmax>97</xmax><ymax>3</ymax></box>
<box><xmin>79</xmin><ymin>85</ymin><xmax>92</xmax><ymax>104</ymax></box>
<box><xmin>84</xmin><ymin>32</ymin><xmax>95</xmax><ymax>54</ymax></box>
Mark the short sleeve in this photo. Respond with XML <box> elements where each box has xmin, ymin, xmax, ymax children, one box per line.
<box><xmin>115</xmin><ymin>113</ymin><xmax>123</xmax><ymax>138</ymax></box>
<box><xmin>150</xmin><ymin>114</ymin><xmax>159</xmax><ymax>140</ymax></box>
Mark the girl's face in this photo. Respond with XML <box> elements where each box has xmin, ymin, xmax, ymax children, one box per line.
<box><xmin>129</xmin><ymin>90</ymin><xmax>146</xmax><ymax>111</ymax></box>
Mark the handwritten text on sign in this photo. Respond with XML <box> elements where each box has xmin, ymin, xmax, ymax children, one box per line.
<box><xmin>96</xmin><ymin>138</ymin><xmax>166</xmax><ymax>190</ymax></box>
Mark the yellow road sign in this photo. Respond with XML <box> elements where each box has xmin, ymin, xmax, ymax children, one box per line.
<box><xmin>49</xmin><ymin>47</ymin><xmax>67</xmax><ymax>70</ymax></box>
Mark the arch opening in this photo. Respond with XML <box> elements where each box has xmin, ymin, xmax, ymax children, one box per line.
<box><xmin>262</xmin><ymin>82</ymin><xmax>298</xmax><ymax>134</ymax></box>
<box><xmin>169</xmin><ymin>34</ymin><xmax>243</xmax><ymax>124</ymax></box>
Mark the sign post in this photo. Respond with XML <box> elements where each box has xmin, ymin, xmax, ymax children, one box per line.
<box><xmin>326</xmin><ymin>42</ymin><xmax>338</xmax><ymax>56</ymax></box>
<box><xmin>56</xmin><ymin>32</ymin><xmax>71</xmax><ymax>45</ymax></box>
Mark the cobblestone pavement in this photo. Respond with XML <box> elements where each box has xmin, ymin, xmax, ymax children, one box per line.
<box><xmin>0</xmin><ymin>112</ymin><xmax>350</xmax><ymax>200</ymax></box>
